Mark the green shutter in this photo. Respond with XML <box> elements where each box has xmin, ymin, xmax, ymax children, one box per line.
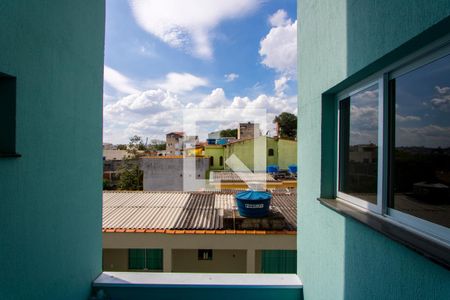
<box><xmin>261</xmin><ymin>250</ymin><xmax>297</xmax><ymax>273</ymax></box>
<box><xmin>128</xmin><ymin>249</ymin><xmax>146</xmax><ymax>270</ymax></box>
<box><xmin>146</xmin><ymin>249</ymin><xmax>163</xmax><ymax>271</ymax></box>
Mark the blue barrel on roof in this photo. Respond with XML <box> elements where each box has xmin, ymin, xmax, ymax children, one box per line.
<box><xmin>288</xmin><ymin>164</ymin><xmax>297</xmax><ymax>174</ymax></box>
<box><xmin>235</xmin><ymin>190</ymin><xmax>272</xmax><ymax>218</ymax></box>
<box><xmin>206</xmin><ymin>138</ymin><xmax>216</xmax><ymax>145</ymax></box>
<box><xmin>216</xmin><ymin>138</ymin><xmax>228</xmax><ymax>145</ymax></box>
<box><xmin>267</xmin><ymin>165</ymin><xmax>279</xmax><ymax>173</ymax></box>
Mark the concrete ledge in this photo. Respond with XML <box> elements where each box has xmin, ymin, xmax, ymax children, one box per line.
<box><xmin>92</xmin><ymin>272</ymin><xmax>303</xmax><ymax>300</ymax></box>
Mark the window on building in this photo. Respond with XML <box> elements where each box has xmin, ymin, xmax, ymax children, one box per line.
<box><xmin>336</xmin><ymin>44</ymin><xmax>450</xmax><ymax>244</ymax></box>
<box><xmin>198</xmin><ymin>249</ymin><xmax>213</xmax><ymax>260</ymax></box>
<box><xmin>0</xmin><ymin>73</ymin><xmax>17</xmax><ymax>156</ymax></box>
<box><xmin>268</xmin><ymin>148</ymin><xmax>274</xmax><ymax>156</ymax></box>
<box><xmin>219</xmin><ymin>156</ymin><xmax>223</xmax><ymax>166</ymax></box>
<box><xmin>209</xmin><ymin>156</ymin><xmax>214</xmax><ymax>166</ymax></box>
<box><xmin>128</xmin><ymin>249</ymin><xmax>163</xmax><ymax>271</ymax></box>
<box><xmin>261</xmin><ymin>250</ymin><xmax>297</xmax><ymax>274</ymax></box>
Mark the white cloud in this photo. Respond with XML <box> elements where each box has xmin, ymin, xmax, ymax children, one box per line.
<box><xmin>430</xmin><ymin>86</ymin><xmax>450</xmax><ymax>112</ymax></box>
<box><xmin>224</xmin><ymin>73</ymin><xmax>239</xmax><ymax>82</ymax></box>
<box><xmin>436</xmin><ymin>85</ymin><xmax>450</xmax><ymax>94</ymax></box>
<box><xmin>103</xmin><ymin>86</ymin><xmax>297</xmax><ymax>144</ymax></box>
<box><xmin>269</xmin><ymin>9</ymin><xmax>291</xmax><ymax>27</ymax></box>
<box><xmin>274</xmin><ymin>76</ymin><xmax>289</xmax><ymax>97</ymax></box>
<box><xmin>157</xmin><ymin>72</ymin><xmax>208</xmax><ymax>93</ymax></box>
<box><xmin>397</xmin><ymin>125</ymin><xmax>450</xmax><ymax>148</ymax></box>
<box><xmin>259</xmin><ymin>10</ymin><xmax>297</xmax><ymax>75</ymax></box>
<box><xmin>104</xmin><ymin>65</ymin><xmax>140</xmax><ymax>95</ymax></box>
<box><xmin>396</xmin><ymin>114</ymin><xmax>421</xmax><ymax>122</ymax></box>
<box><xmin>129</xmin><ymin>0</ymin><xmax>261</xmax><ymax>59</ymax></box>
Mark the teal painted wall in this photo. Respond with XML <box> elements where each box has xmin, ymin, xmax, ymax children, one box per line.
<box><xmin>0</xmin><ymin>1</ymin><xmax>105</xmax><ymax>299</ymax></box>
<box><xmin>298</xmin><ymin>1</ymin><xmax>450</xmax><ymax>300</ymax></box>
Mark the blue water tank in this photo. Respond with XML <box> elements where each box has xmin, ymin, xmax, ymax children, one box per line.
<box><xmin>288</xmin><ymin>164</ymin><xmax>297</xmax><ymax>174</ymax></box>
<box><xmin>235</xmin><ymin>190</ymin><xmax>272</xmax><ymax>218</ymax></box>
<box><xmin>266</xmin><ymin>165</ymin><xmax>279</xmax><ymax>173</ymax></box>
<box><xmin>206</xmin><ymin>138</ymin><xmax>216</xmax><ymax>145</ymax></box>
<box><xmin>216</xmin><ymin>138</ymin><xmax>228</xmax><ymax>145</ymax></box>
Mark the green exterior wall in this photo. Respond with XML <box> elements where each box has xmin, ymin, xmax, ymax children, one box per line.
<box><xmin>222</xmin><ymin>137</ymin><xmax>296</xmax><ymax>171</ymax></box>
<box><xmin>277</xmin><ymin>139</ymin><xmax>297</xmax><ymax>170</ymax></box>
<box><xmin>298</xmin><ymin>1</ymin><xmax>450</xmax><ymax>300</ymax></box>
<box><xmin>0</xmin><ymin>1</ymin><xmax>105</xmax><ymax>300</ymax></box>
<box><xmin>204</xmin><ymin>145</ymin><xmax>225</xmax><ymax>171</ymax></box>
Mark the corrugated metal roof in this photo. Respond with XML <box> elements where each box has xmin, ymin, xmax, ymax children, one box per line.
<box><xmin>103</xmin><ymin>191</ymin><xmax>296</xmax><ymax>233</ymax></box>
<box><xmin>210</xmin><ymin>171</ymin><xmax>277</xmax><ymax>182</ymax></box>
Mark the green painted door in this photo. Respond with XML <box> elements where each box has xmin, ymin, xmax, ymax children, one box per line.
<box><xmin>261</xmin><ymin>250</ymin><xmax>297</xmax><ymax>273</ymax></box>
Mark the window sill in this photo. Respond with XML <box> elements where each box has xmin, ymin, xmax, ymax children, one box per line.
<box><xmin>93</xmin><ymin>272</ymin><xmax>303</xmax><ymax>300</ymax></box>
<box><xmin>0</xmin><ymin>152</ymin><xmax>21</xmax><ymax>158</ymax></box>
<box><xmin>318</xmin><ymin>197</ymin><xmax>450</xmax><ymax>270</ymax></box>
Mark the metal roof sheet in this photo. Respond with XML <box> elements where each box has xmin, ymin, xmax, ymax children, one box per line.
<box><xmin>103</xmin><ymin>191</ymin><xmax>296</xmax><ymax>232</ymax></box>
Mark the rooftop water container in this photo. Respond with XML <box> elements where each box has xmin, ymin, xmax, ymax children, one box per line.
<box><xmin>235</xmin><ymin>190</ymin><xmax>272</xmax><ymax>218</ymax></box>
<box><xmin>288</xmin><ymin>164</ymin><xmax>297</xmax><ymax>174</ymax></box>
<box><xmin>267</xmin><ymin>165</ymin><xmax>279</xmax><ymax>173</ymax></box>
<box><xmin>206</xmin><ymin>138</ymin><xmax>216</xmax><ymax>145</ymax></box>
<box><xmin>216</xmin><ymin>138</ymin><xmax>228</xmax><ymax>145</ymax></box>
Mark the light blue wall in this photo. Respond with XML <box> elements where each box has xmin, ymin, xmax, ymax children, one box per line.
<box><xmin>298</xmin><ymin>1</ymin><xmax>450</xmax><ymax>300</ymax></box>
<box><xmin>0</xmin><ymin>1</ymin><xmax>105</xmax><ymax>299</ymax></box>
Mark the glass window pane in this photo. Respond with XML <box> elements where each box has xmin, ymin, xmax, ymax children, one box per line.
<box><xmin>390</xmin><ymin>54</ymin><xmax>450</xmax><ymax>229</ymax></box>
<box><xmin>339</xmin><ymin>84</ymin><xmax>379</xmax><ymax>204</ymax></box>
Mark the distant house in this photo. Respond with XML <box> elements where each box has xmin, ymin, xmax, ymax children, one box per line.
<box><xmin>238</xmin><ymin>122</ymin><xmax>261</xmax><ymax>140</ymax></box>
<box><xmin>102</xmin><ymin>190</ymin><xmax>297</xmax><ymax>273</ymax></box>
<box><xmin>203</xmin><ymin>136</ymin><xmax>297</xmax><ymax>173</ymax></box>
<box><xmin>166</xmin><ymin>132</ymin><xmax>184</xmax><ymax>155</ymax></box>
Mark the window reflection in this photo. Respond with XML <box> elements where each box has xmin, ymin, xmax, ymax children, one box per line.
<box><xmin>390</xmin><ymin>54</ymin><xmax>450</xmax><ymax>228</ymax></box>
<box><xmin>339</xmin><ymin>84</ymin><xmax>379</xmax><ymax>204</ymax></box>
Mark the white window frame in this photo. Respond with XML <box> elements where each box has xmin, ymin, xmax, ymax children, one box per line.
<box><xmin>336</xmin><ymin>77</ymin><xmax>384</xmax><ymax>214</ymax></box>
<box><xmin>336</xmin><ymin>36</ymin><xmax>450</xmax><ymax>245</ymax></box>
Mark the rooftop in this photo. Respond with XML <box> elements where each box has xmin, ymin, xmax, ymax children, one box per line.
<box><xmin>103</xmin><ymin>191</ymin><xmax>296</xmax><ymax>234</ymax></box>
<box><xmin>210</xmin><ymin>171</ymin><xmax>277</xmax><ymax>183</ymax></box>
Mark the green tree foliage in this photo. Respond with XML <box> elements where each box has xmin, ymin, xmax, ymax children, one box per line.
<box><xmin>274</xmin><ymin>112</ymin><xmax>297</xmax><ymax>139</ymax></box>
<box><xmin>128</xmin><ymin>135</ymin><xmax>146</xmax><ymax>157</ymax></box>
<box><xmin>116</xmin><ymin>144</ymin><xmax>127</xmax><ymax>150</ymax></box>
<box><xmin>116</xmin><ymin>136</ymin><xmax>145</xmax><ymax>190</ymax></box>
<box><xmin>117</xmin><ymin>160</ymin><xmax>143</xmax><ymax>191</ymax></box>
<box><xmin>220</xmin><ymin>128</ymin><xmax>238</xmax><ymax>138</ymax></box>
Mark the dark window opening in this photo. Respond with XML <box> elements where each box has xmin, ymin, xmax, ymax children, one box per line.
<box><xmin>0</xmin><ymin>72</ymin><xmax>18</xmax><ymax>156</ymax></box>
<box><xmin>268</xmin><ymin>148</ymin><xmax>274</xmax><ymax>156</ymax></box>
<box><xmin>198</xmin><ymin>249</ymin><xmax>213</xmax><ymax>260</ymax></box>
<box><xmin>209</xmin><ymin>156</ymin><xmax>214</xmax><ymax>166</ymax></box>
<box><xmin>219</xmin><ymin>156</ymin><xmax>223</xmax><ymax>166</ymax></box>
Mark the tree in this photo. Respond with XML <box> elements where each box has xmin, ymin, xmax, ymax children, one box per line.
<box><xmin>117</xmin><ymin>160</ymin><xmax>143</xmax><ymax>190</ymax></box>
<box><xmin>116</xmin><ymin>136</ymin><xmax>145</xmax><ymax>190</ymax></box>
<box><xmin>220</xmin><ymin>128</ymin><xmax>238</xmax><ymax>138</ymax></box>
<box><xmin>116</xmin><ymin>144</ymin><xmax>127</xmax><ymax>150</ymax></box>
<box><xmin>127</xmin><ymin>135</ymin><xmax>146</xmax><ymax>157</ymax></box>
<box><xmin>274</xmin><ymin>112</ymin><xmax>297</xmax><ymax>139</ymax></box>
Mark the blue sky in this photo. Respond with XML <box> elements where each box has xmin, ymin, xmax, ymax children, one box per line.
<box><xmin>103</xmin><ymin>0</ymin><xmax>297</xmax><ymax>144</ymax></box>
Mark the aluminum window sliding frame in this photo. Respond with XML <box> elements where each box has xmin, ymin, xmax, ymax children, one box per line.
<box><xmin>335</xmin><ymin>38</ymin><xmax>450</xmax><ymax>246</ymax></box>
<box><xmin>336</xmin><ymin>77</ymin><xmax>384</xmax><ymax>214</ymax></box>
